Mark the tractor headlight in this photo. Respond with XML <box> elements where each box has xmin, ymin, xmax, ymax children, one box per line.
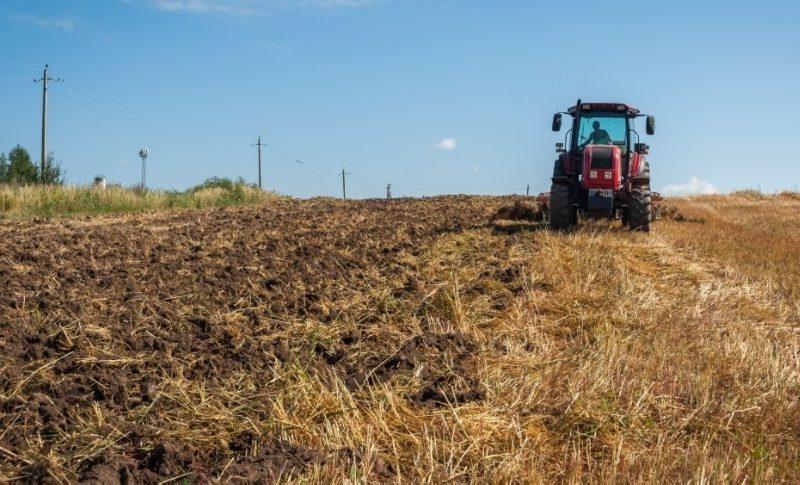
<box><xmin>590</xmin><ymin>170</ymin><xmax>598</xmax><ymax>179</ymax></box>
<box><xmin>604</xmin><ymin>171</ymin><xmax>613</xmax><ymax>180</ymax></box>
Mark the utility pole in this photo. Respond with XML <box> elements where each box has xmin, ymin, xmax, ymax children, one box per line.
<box><xmin>253</xmin><ymin>136</ymin><xmax>266</xmax><ymax>190</ymax></box>
<box><xmin>386</xmin><ymin>183</ymin><xmax>392</xmax><ymax>200</ymax></box>
<box><xmin>340</xmin><ymin>168</ymin><xmax>350</xmax><ymax>200</ymax></box>
<box><xmin>34</xmin><ymin>64</ymin><xmax>61</xmax><ymax>184</ymax></box>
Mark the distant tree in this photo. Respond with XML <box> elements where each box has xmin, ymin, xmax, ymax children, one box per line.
<box><xmin>7</xmin><ymin>145</ymin><xmax>38</xmax><ymax>184</ymax></box>
<box><xmin>42</xmin><ymin>152</ymin><xmax>65</xmax><ymax>185</ymax></box>
<box><xmin>188</xmin><ymin>176</ymin><xmax>236</xmax><ymax>193</ymax></box>
<box><xmin>0</xmin><ymin>153</ymin><xmax>7</xmax><ymax>183</ymax></box>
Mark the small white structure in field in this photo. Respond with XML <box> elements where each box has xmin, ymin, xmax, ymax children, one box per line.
<box><xmin>93</xmin><ymin>175</ymin><xmax>107</xmax><ymax>189</ymax></box>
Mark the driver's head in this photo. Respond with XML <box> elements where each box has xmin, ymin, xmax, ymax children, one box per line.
<box><xmin>592</xmin><ymin>121</ymin><xmax>601</xmax><ymax>130</ymax></box>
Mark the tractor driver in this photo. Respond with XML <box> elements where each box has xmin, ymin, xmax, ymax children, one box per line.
<box><xmin>583</xmin><ymin>120</ymin><xmax>613</xmax><ymax>146</ymax></box>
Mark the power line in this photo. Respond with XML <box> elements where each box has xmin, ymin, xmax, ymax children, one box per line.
<box><xmin>51</xmin><ymin>89</ymin><xmax>138</xmax><ymax>129</ymax></box>
<box><xmin>267</xmin><ymin>143</ymin><xmax>304</xmax><ymax>166</ymax></box>
<box><xmin>60</xmin><ymin>76</ymin><xmax>163</xmax><ymax>124</ymax></box>
<box><xmin>51</xmin><ymin>87</ymin><xmax>188</xmax><ymax>152</ymax></box>
<box><xmin>60</xmin><ymin>81</ymin><xmax>154</xmax><ymax>125</ymax></box>
<box><xmin>53</xmin><ymin>73</ymin><xmax>206</xmax><ymax>145</ymax></box>
<box><xmin>44</xmin><ymin>72</ymin><xmax>314</xmax><ymax>183</ymax></box>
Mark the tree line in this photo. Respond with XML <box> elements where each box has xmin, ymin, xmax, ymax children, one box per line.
<box><xmin>0</xmin><ymin>145</ymin><xmax>64</xmax><ymax>185</ymax></box>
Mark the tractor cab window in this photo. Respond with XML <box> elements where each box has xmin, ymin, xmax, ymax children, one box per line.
<box><xmin>576</xmin><ymin>114</ymin><xmax>627</xmax><ymax>149</ymax></box>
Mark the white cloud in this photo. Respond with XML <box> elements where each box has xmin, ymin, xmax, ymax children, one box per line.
<box><xmin>11</xmin><ymin>14</ymin><xmax>76</xmax><ymax>30</ymax></box>
<box><xmin>296</xmin><ymin>0</ymin><xmax>382</xmax><ymax>6</ymax></box>
<box><xmin>144</xmin><ymin>0</ymin><xmax>254</xmax><ymax>14</ymax></box>
<box><xmin>434</xmin><ymin>138</ymin><xmax>457</xmax><ymax>151</ymax></box>
<box><xmin>661</xmin><ymin>177</ymin><xmax>718</xmax><ymax>196</ymax></box>
<box><xmin>135</xmin><ymin>0</ymin><xmax>383</xmax><ymax>15</ymax></box>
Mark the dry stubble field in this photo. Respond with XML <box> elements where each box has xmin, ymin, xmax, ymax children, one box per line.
<box><xmin>0</xmin><ymin>193</ymin><xmax>799</xmax><ymax>483</ymax></box>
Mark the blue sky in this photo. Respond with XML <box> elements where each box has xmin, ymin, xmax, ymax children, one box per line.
<box><xmin>0</xmin><ymin>0</ymin><xmax>798</xmax><ymax>198</ymax></box>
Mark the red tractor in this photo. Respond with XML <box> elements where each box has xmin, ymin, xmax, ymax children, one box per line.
<box><xmin>550</xmin><ymin>100</ymin><xmax>656</xmax><ymax>231</ymax></box>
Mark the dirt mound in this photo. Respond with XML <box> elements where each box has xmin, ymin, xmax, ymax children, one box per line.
<box><xmin>492</xmin><ymin>200</ymin><xmax>546</xmax><ymax>222</ymax></box>
<box><xmin>659</xmin><ymin>204</ymin><xmax>706</xmax><ymax>223</ymax></box>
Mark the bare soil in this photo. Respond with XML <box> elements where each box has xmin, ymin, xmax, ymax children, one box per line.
<box><xmin>0</xmin><ymin>196</ymin><xmax>527</xmax><ymax>483</ymax></box>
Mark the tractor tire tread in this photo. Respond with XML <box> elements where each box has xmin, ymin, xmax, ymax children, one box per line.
<box><xmin>629</xmin><ymin>185</ymin><xmax>652</xmax><ymax>232</ymax></box>
<box><xmin>550</xmin><ymin>184</ymin><xmax>575</xmax><ymax>230</ymax></box>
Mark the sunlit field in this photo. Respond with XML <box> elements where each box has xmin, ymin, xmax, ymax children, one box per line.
<box><xmin>0</xmin><ymin>193</ymin><xmax>798</xmax><ymax>482</ymax></box>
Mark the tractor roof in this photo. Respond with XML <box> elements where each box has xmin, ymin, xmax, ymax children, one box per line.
<box><xmin>567</xmin><ymin>102</ymin><xmax>640</xmax><ymax>117</ymax></box>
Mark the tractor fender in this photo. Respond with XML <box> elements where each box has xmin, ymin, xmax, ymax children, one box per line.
<box><xmin>630</xmin><ymin>152</ymin><xmax>643</xmax><ymax>178</ymax></box>
<box><xmin>551</xmin><ymin>159</ymin><xmax>572</xmax><ymax>185</ymax></box>
<box><xmin>631</xmin><ymin>160</ymin><xmax>650</xmax><ymax>185</ymax></box>
<box><xmin>560</xmin><ymin>153</ymin><xmax>572</xmax><ymax>176</ymax></box>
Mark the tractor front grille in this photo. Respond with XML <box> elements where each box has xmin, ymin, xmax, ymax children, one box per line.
<box><xmin>590</xmin><ymin>146</ymin><xmax>613</xmax><ymax>169</ymax></box>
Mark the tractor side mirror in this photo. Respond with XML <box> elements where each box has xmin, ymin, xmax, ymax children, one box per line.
<box><xmin>552</xmin><ymin>113</ymin><xmax>562</xmax><ymax>132</ymax></box>
<box><xmin>635</xmin><ymin>143</ymin><xmax>650</xmax><ymax>154</ymax></box>
<box><xmin>646</xmin><ymin>115</ymin><xmax>656</xmax><ymax>135</ymax></box>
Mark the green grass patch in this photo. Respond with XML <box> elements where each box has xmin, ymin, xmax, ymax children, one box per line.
<box><xmin>0</xmin><ymin>178</ymin><xmax>281</xmax><ymax>219</ymax></box>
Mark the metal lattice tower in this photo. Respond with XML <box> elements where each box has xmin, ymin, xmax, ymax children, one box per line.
<box><xmin>139</xmin><ymin>147</ymin><xmax>149</xmax><ymax>190</ymax></box>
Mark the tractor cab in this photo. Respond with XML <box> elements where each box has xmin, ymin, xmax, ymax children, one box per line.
<box><xmin>552</xmin><ymin>102</ymin><xmax>654</xmax><ymax>177</ymax></box>
<box><xmin>549</xmin><ymin>100</ymin><xmax>656</xmax><ymax>231</ymax></box>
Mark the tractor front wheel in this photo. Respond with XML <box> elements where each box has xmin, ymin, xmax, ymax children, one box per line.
<box><xmin>629</xmin><ymin>185</ymin><xmax>652</xmax><ymax>232</ymax></box>
<box><xmin>549</xmin><ymin>184</ymin><xmax>576</xmax><ymax>230</ymax></box>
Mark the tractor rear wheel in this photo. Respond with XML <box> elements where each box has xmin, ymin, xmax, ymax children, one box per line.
<box><xmin>549</xmin><ymin>184</ymin><xmax>576</xmax><ymax>230</ymax></box>
<box><xmin>629</xmin><ymin>185</ymin><xmax>652</xmax><ymax>232</ymax></box>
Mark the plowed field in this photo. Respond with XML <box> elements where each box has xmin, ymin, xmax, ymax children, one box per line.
<box><xmin>1</xmin><ymin>194</ymin><xmax>799</xmax><ymax>483</ymax></box>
